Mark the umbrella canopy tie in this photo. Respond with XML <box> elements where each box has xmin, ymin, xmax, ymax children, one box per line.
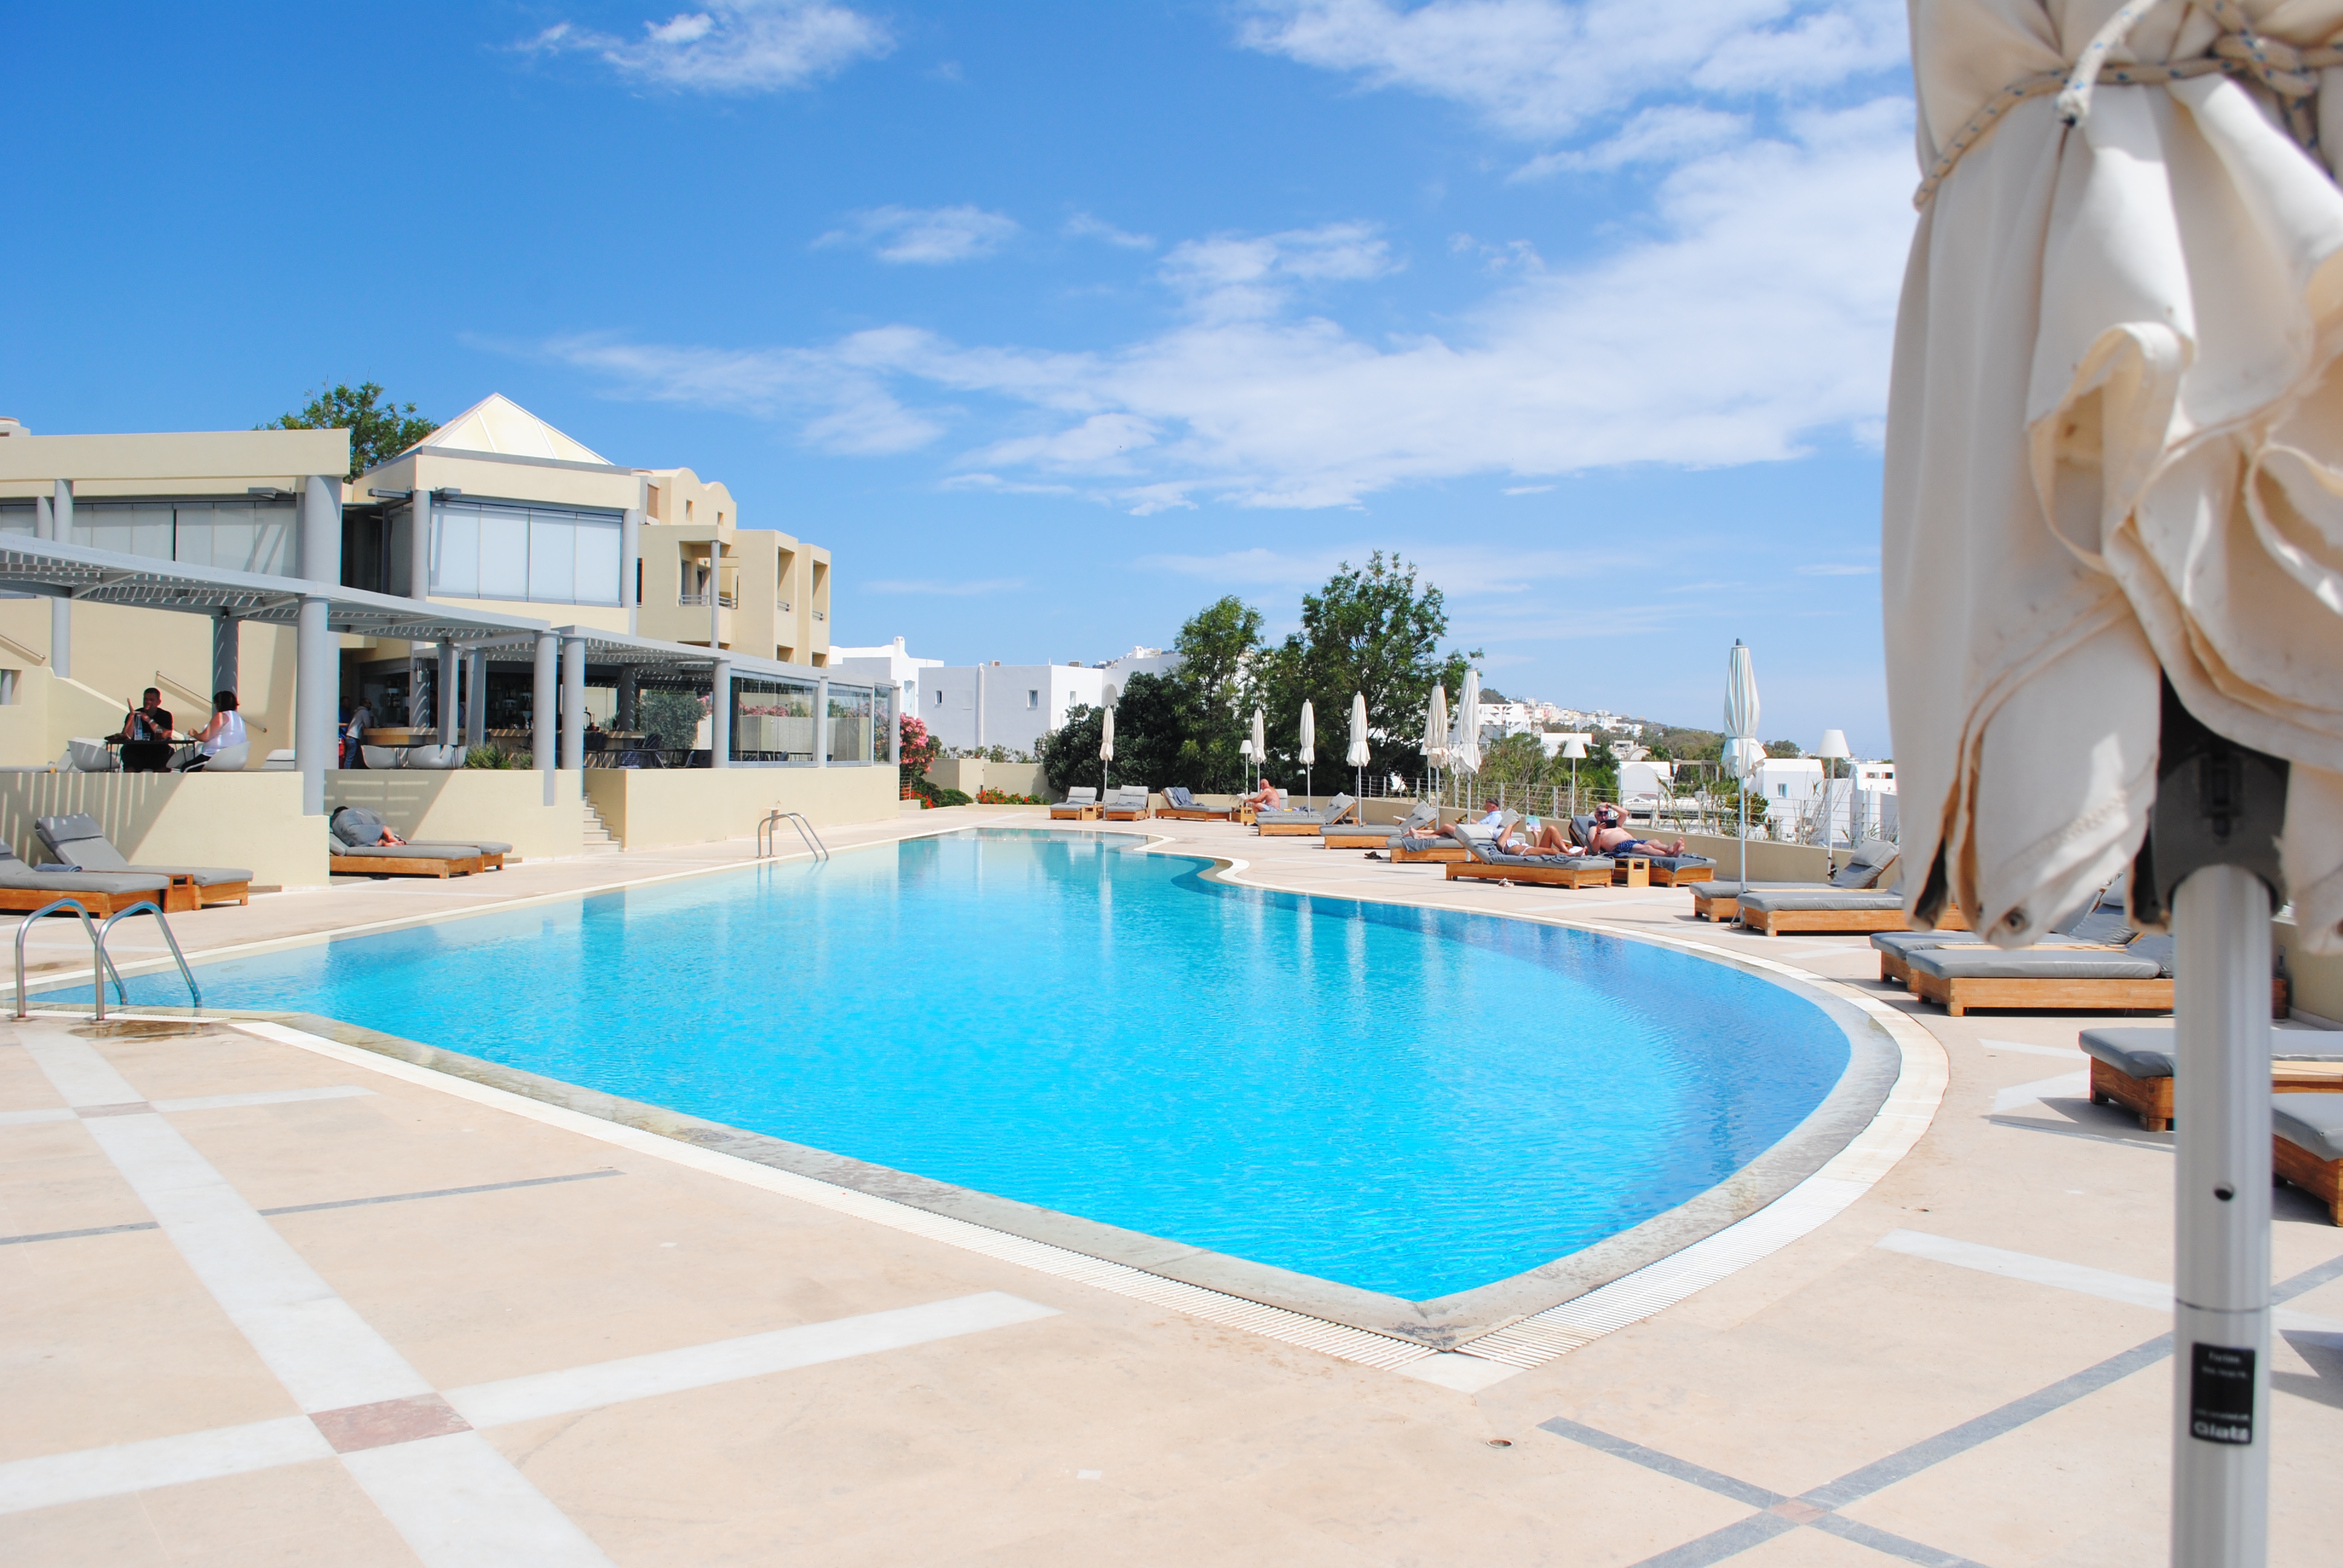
<box><xmin>1915</xmin><ymin>0</ymin><xmax>2336</xmax><ymax>210</ymax></box>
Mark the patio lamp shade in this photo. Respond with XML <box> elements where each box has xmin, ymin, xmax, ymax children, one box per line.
<box><xmin>1889</xmin><ymin>1</ymin><xmax>2343</xmax><ymax>946</ymax></box>
<box><xmin>1818</xmin><ymin>728</ymin><xmax>1850</xmax><ymax>761</ymax></box>
<box><xmin>1299</xmin><ymin>699</ymin><xmax>1315</xmax><ymax>767</ymax></box>
<box><xmin>1098</xmin><ymin>704</ymin><xmax>1113</xmax><ymax>765</ymax></box>
<box><xmin>1562</xmin><ymin>736</ymin><xmax>1587</xmax><ymax>761</ymax></box>
<box><xmin>1424</xmin><ymin>685</ymin><xmax>1448</xmax><ymax>767</ymax></box>
<box><xmin>1347</xmin><ymin>693</ymin><xmax>1371</xmax><ymax>767</ymax></box>
<box><xmin>1452</xmin><ymin>670</ymin><xmax>1483</xmax><ymax>774</ymax></box>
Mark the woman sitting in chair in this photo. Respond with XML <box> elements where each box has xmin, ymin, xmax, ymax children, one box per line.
<box><xmin>175</xmin><ymin>691</ymin><xmax>246</xmax><ymax>773</ymax></box>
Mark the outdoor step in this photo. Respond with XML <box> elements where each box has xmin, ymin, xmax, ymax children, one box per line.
<box><xmin>580</xmin><ymin>797</ymin><xmax>622</xmax><ymax>854</ymax></box>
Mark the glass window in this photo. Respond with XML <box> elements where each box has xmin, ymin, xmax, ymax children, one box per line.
<box><xmin>872</xmin><ymin>681</ymin><xmax>894</xmax><ymax>762</ymax></box>
<box><xmin>572</xmin><ymin>514</ymin><xmax>620</xmax><ymax>605</ymax></box>
<box><xmin>174</xmin><ymin>500</ymin><xmax>295</xmax><ymax>575</ymax></box>
<box><xmin>528</xmin><ymin>511</ymin><xmax>575</xmax><ymax>603</ymax></box>
<box><xmin>431</xmin><ymin>504</ymin><xmax>479</xmax><ymax>598</ymax></box>
<box><xmin>0</xmin><ymin>501</ymin><xmax>34</xmax><ymax>537</ymax></box>
<box><xmin>477</xmin><ymin>506</ymin><xmax>531</xmax><ymax>599</ymax></box>
<box><xmin>732</xmin><ymin>676</ymin><xmax>817</xmax><ymax>763</ymax></box>
<box><xmin>74</xmin><ymin>501</ymin><xmax>173</xmax><ymax>560</ymax></box>
<box><xmin>828</xmin><ymin>683</ymin><xmax>873</xmax><ymax>764</ymax></box>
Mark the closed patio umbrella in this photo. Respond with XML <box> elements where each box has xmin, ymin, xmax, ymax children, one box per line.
<box><xmin>1452</xmin><ymin>670</ymin><xmax>1483</xmax><ymax>780</ymax></box>
<box><xmin>1723</xmin><ymin>640</ymin><xmax>1760</xmax><ymax>883</ymax></box>
<box><xmin>1890</xmin><ymin>5</ymin><xmax>2343</xmax><ymax>1555</ymax></box>
<box><xmin>1098</xmin><ymin>702</ymin><xmax>1113</xmax><ymax>796</ymax></box>
<box><xmin>1348</xmin><ymin>691</ymin><xmax>1371</xmax><ymax>801</ymax></box>
<box><xmin>1250</xmin><ymin>707</ymin><xmax>1267</xmax><ymax>799</ymax></box>
<box><xmin>1423</xmin><ymin>685</ymin><xmax>1449</xmax><ymax>808</ymax></box>
<box><xmin>1299</xmin><ymin>699</ymin><xmax>1316</xmax><ymax>805</ymax></box>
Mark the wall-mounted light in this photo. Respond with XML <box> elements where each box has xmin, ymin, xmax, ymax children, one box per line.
<box><xmin>430</xmin><ymin>488</ymin><xmax>462</xmax><ymax>501</ymax></box>
<box><xmin>367</xmin><ymin>488</ymin><xmax>413</xmax><ymax>501</ymax></box>
<box><xmin>246</xmin><ymin>486</ymin><xmax>292</xmax><ymax>500</ymax></box>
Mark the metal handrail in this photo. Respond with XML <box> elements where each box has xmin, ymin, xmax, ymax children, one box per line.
<box><xmin>97</xmin><ymin>901</ymin><xmax>202</xmax><ymax>1012</ymax></box>
<box><xmin>14</xmin><ymin>898</ymin><xmax>123</xmax><ymax>1021</ymax></box>
<box><xmin>757</xmin><ymin>809</ymin><xmax>829</xmax><ymax>862</ymax></box>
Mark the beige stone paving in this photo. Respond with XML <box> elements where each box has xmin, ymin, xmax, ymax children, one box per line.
<box><xmin>1</xmin><ymin>806</ymin><xmax>2339</xmax><ymax>1564</ymax></box>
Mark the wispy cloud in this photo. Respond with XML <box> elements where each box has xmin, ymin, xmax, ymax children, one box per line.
<box><xmin>1502</xmin><ymin>483</ymin><xmax>1553</xmax><ymax>495</ymax></box>
<box><xmin>1797</xmin><ymin>561</ymin><xmax>1877</xmax><ymax>576</ymax></box>
<box><xmin>1064</xmin><ymin>212</ymin><xmax>1158</xmax><ymax>250</ymax></box>
<box><xmin>816</xmin><ymin>204</ymin><xmax>1020</xmax><ymax>264</ymax></box>
<box><xmin>522</xmin><ymin>0</ymin><xmax>891</xmax><ymax>92</ymax></box>
<box><xmin>864</xmin><ymin>577</ymin><xmax>1029</xmax><ymax>595</ymax></box>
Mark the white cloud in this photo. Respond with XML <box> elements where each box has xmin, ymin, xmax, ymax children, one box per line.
<box><xmin>523</xmin><ymin>1</ymin><xmax>891</xmax><ymax>92</ymax></box>
<box><xmin>1513</xmin><ymin>103</ymin><xmax>1751</xmax><ymax>178</ymax></box>
<box><xmin>1064</xmin><ymin>212</ymin><xmax>1159</xmax><ymax>250</ymax></box>
<box><xmin>817</xmin><ymin>205</ymin><xmax>1021</xmax><ymax>264</ymax></box>
<box><xmin>1239</xmin><ymin>0</ymin><xmax>1905</xmax><ymax>141</ymax></box>
<box><xmin>1797</xmin><ymin>561</ymin><xmax>1878</xmax><ymax>575</ymax></box>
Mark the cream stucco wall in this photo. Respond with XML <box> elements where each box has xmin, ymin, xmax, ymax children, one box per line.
<box><xmin>324</xmin><ymin>770</ymin><xmax>583</xmax><ymax>862</ymax></box>
<box><xmin>582</xmin><ymin>766</ymin><xmax>896</xmax><ymax>851</ymax></box>
<box><xmin>0</xmin><ymin>428</ymin><xmax>349</xmax><ymax>491</ymax></box>
<box><xmin>0</xmin><ymin>771</ymin><xmax>327</xmax><ymax>888</ymax></box>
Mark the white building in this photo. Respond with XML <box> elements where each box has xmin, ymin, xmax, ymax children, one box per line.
<box><xmin>1099</xmin><ymin>645</ymin><xmax>1181</xmax><ymax>679</ymax></box>
<box><xmin>827</xmin><ymin>637</ymin><xmax>942</xmax><ymax>734</ymax></box>
<box><xmin>917</xmin><ymin>662</ymin><xmax>1110</xmax><ymax>756</ymax></box>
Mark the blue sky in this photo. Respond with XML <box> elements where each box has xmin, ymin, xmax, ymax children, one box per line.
<box><xmin>4</xmin><ymin>1</ymin><xmax>1916</xmax><ymax>751</ymax></box>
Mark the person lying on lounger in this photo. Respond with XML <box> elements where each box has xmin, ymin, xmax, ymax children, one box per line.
<box><xmin>1584</xmin><ymin>805</ymin><xmax>1684</xmax><ymax>858</ymax></box>
<box><xmin>1495</xmin><ymin>818</ymin><xmax>1587</xmax><ymax>857</ymax></box>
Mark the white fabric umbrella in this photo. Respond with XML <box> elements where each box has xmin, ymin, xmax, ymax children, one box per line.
<box><xmin>1452</xmin><ymin>670</ymin><xmax>1483</xmax><ymax>776</ymax></box>
<box><xmin>1348</xmin><ymin>691</ymin><xmax>1371</xmax><ymax>800</ymax></box>
<box><xmin>1098</xmin><ymin>702</ymin><xmax>1113</xmax><ymax>793</ymax></box>
<box><xmin>1890</xmin><ymin>5</ymin><xmax>2343</xmax><ymax>1550</ymax></box>
<box><xmin>1299</xmin><ymin>699</ymin><xmax>1316</xmax><ymax>801</ymax></box>
<box><xmin>1723</xmin><ymin>641</ymin><xmax>1762</xmax><ymax>881</ymax></box>
<box><xmin>1250</xmin><ymin>708</ymin><xmax>1266</xmax><ymax>799</ymax></box>
<box><xmin>1424</xmin><ymin>684</ymin><xmax>1448</xmax><ymax>766</ymax></box>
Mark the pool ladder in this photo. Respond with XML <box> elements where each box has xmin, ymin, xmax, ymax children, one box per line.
<box><xmin>13</xmin><ymin>898</ymin><xmax>202</xmax><ymax>1022</ymax></box>
<box><xmin>758</xmin><ymin>810</ymin><xmax>830</xmax><ymax>863</ymax></box>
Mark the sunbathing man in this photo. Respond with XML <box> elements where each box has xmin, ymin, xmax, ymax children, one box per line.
<box><xmin>1496</xmin><ymin>818</ymin><xmax>1587</xmax><ymax>857</ymax></box>
<box><xmin>1584</xmin><ymin>803</ymin><xmax>1685</xmax><ymax>858</ymax></box>
<box><xmin>1239</xmin><ymin>781</ymin><xmax>1285</xmax><ymax>811</ymax></box>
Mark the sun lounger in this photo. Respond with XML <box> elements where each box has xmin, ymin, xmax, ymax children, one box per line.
<box><xmin>1446</xmin><ymin>834</ymin><xmax>1614</xmax><ymax>889</ymax></box>
<box><xmin>1737</xmin><ymin>889</ymin><xmax>1934</xmax><ymax>936</ymax></box>
<box><xmin>2276</xmin><ymin>1094</ymin><xmax>2343</xmax><ymax>1224</ymax></box>
<box><xmin>1100</xmin><ymin>785</ymin><xmax>1153</xmax><ymax>820</ymax></box>
<box><xmin>1155</xmin><ymin>786</ymin><xmax>1231</xmax><ymax>822</ymax></box>
<box><xmin>0</xmin><ymin>839</ymin><xmax>175</xmax><ymax>916</ymax></box>
<box><xmin>1256</xmin><ymin>792</ymin><xmax>1360</xmax><ymax>837</ymax></box>
<box><xmin>1332</xmin><ymin>800</ymin><xmax>1434</xmax><ymax>851</ymax></box>
<box><xmin>1394</xmin><ymin>808</ymin><xmax>1512</xmax><ymax>863</ymax></box>
<box><xmin>1906</xmin><ymin>936</ymin><xmax>2178</xmax><ymax>1018</ymax></box>
<box><xmin>1049</xmin><ymin>787</ymin><xmax>1101</xmax><ymax>820</ymax></box>
<box><xmin>34</xmin><ymin>814</ymin><xmax>252</xmax><ymax>909</ymax></box>
<box><xmin>328</xmin><ymin>806</ymin><xmax>510</xmax><ymax>871</ymax></box>
<box><xmin>1697</xmin><ymin>838</ymin><xmax>1905</xmax><ymax>927</ymax></box>
<box><xmin>2080</xmin><ymin>1025</ymin><xmax>2343</xmax><ymax>1132</ymax></box>
<box><xmin>1873</xmin><ymin>888</ymin><xmax>2133</xmax><ymax>984</ymax></box>
<box><xmin>326</xmin><ymin>807</ymin><xmax>490</xmax><ymax>878</ymax></box>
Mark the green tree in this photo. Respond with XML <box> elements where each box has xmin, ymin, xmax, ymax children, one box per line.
<box><xmin>1163</xmin><ymin>596</ymin><xmax>1263</xmax><ymax>794</ymax></box>
<box><xmin>263</xmin><ymin>382</ymin><xmax>437</xmax><ymax>479</ymax></box>
<box><xmin>1251</xmin><ymin>553</ymin><xmax>1478</xmax><ymax>788</ymax></box>
<box><xmin>1764</xmin><ymin>738</ymin><xmax>1804</xmax><ymax>758</ymax></box>
<box><xmin>1040</xmin><ymin>702</ymin><xmax>1107</xmax><ymax>797</ymax></box>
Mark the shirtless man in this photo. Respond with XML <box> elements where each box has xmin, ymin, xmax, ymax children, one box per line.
<box><xmin>1584</xmin><ymin>803</ymin><xmax>1685</xmax><ymax>858</ymax></box>
<box><xmin>1239</xmin><ymin>781</ymin><xmax>1285</xmax><ymax>811</ymax></box>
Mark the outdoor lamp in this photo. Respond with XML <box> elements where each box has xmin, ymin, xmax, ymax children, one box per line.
<box><xmin>1561</xmin><ymin>737</ymin><xmax>1587</xmax><ymax>760</ymax></box>
<box><xmin>1818</xmin><ymin>728</ymin><xmax>1850</xmax><ymax>762</ymax></box>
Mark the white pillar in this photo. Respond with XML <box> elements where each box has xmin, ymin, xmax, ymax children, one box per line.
<box><xmin>816</xmin><ymin>677</ymin><xmax>830</xmax><ymax>769</ymax></box>
<box><xmin>559</xmin><ymin>633</ymin><xmax>585</xmax><ymax>773</ymax></box>
<box><xmin>708</xmin><ymin>543</ymin><xmax>722</xmax><ymax>648</ymax></box>
<box><xmin>211</xmin><ymin>612</ymin><xmax>238</xmax><ymax>701</ymax></box>
<box><xmin>464</xmin><ymin>648</ymin><xmax>487</xmax><ymax>748</ymax></box>
<box><xmin>532</xmin><ymin>630</ymin><xmax>557</xmax><ymax>807</ymax></box>
<box><xmin>621</xmin><ymin>504</ymin><xmax>642</xmax><ymax>636</ymax></box>
<box><xmin>295</xmin><ymin>595</ymin><xmax>333</xmax><ymax>815</ymax></box>
<box><xmin>48</xmin><ymin>481</ymin><xmax>71</xmax><ymax>680</ymax></box>
<box><xmin>709</xmin><ymin>659</ymin><xmax>732</xmax><ymax>768</ymax></box>
<box><xmin>300</xmin><ymin>474</ymin><xmax>341</xmax><ymax>586</ymax></box>
<box><xmin>437</xmin><ymin>639</ymin><xmax>458</xmax><ymax>746</ymax></box>
<box><xmin>2171</xmin><ymin>864</ymin><xmax>2275</xmax><ymax>1565</ymax></box>
<box><xmin>409</xmin><ymin>492</ymin><xmax>431</xmax><ymax>601</ymax></box>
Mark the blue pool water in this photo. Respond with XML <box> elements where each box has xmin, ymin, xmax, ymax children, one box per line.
<box><xmin>83</xmin><ymin>829</ymin><xmax>1849</xmax><ymax>1300</ymax></box>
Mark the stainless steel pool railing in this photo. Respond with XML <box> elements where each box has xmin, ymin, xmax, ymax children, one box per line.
<box><xmin>14</xmin><ymin>898</ymin><xmax>128</xmax><ymax>1022</ymax></box>
<box><xmin>758</xmin><ymin>810</ymin><xmax>830</xmax><ymax>863</ymax></box>
<box><xmin>96</xmin><ymin>901</ymin><xmax>201</xmax><ymax>1013</ymax></box>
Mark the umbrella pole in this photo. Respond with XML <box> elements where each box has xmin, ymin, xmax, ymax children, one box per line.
<box><xmin>1738</xmin><ymin>786</ymin><xmax>1747</xmax><ymax>884</ymax></box>
<box><xmin>2171</xmin><ymin>864</ymin><xmax>2273</xmax><ymax>1565</ymax></box>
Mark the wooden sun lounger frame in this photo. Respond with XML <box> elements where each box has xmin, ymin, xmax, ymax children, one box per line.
<box><xmin>1444</xmin><ymin>858</ymin><xmax>1613</xmax><ymax>889</ymax></box>
<box><xmin>2091</xmin><ymin>1054</ymin><xmax>2343</xmax><ymax>1133</ymax></box>
<box><xmin>1391</xmin><ymin>840</ymin><xmax>1467</xmax><ymax>863</ymax></box>
<box><xmin>2276</xmin><ymin>1133</ymin><xmax>2343</xmax><ymax>1225</ymax></box>
<box><xmin>1321</xmin><ymin>826</ymin><xmax>1389</xmax><ymax>849</ymax></box>
<box><xmin>1743</xmin><ymin>903</ymin><xmax>1964</xmax><ymax>938</ymax></box>
<box><xmin>1099</xmin><ymin>802</ymin><xmax>1153</xmax><ymax>821</ymax></box>
<box><xmin>0</xmin><ymin>880</ymin><xmax>201</xmax><ymax>917</ymax></box>
<box><xmin>1048</xmin><ymin>803</ymin><xmax>1101</xmax><ymax>820</ymax></box>
<box><xmin>1647</xmin><ymin>861</ymin><xmax>1714</xmax><ymax>887</ymax></box>
<box><xmin>1257</xmin><ymin>801</ymin><xmax>1361</xmax><ymax>838</ymax></box>
<box><xmin>329</xmin><ymin>852</ymin><xmax>488</xmax><ymax>880</ymax></box>
<box><xmin>1154</xmin><ymin>800</ymin><xmax>1231</xmax><ymax>821</ymax></box>
<box><xmin>1910</xmin><ymin>970</ymin><xmax>2283</xmax><ymax>1019</ymax></box>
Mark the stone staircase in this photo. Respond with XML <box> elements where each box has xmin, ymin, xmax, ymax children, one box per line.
<box><xmin>581</xmin><ymin>797</ymin><xmax>621</xmax><ymax>855</ymax></box>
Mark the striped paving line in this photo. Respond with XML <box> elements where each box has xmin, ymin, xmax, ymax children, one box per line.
<box><xmin>228</xmin><ymin>1019</ymin><xmax>1436</xmax><ymax>1374</ymax></box>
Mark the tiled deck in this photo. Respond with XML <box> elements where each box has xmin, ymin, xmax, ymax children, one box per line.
<box><xmin>2</xmin><ymin>808</ymin><xmax>2339</xmax><ymax>1565</ymax></box>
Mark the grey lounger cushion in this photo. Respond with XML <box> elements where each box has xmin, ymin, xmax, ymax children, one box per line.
<box><xmin>1737</xmin><ymin>889</ymin><xmax>1907</xmax><ymax>915</ymax></box>
<box><xmin>1907</xmin><ymin>942</ymin><xmax>2169</xmax><ymax>982</ymax></box>
<box><xmin>413</xmin><ymin>840</ymin><xmax>511</xmax><ymax>855</ymax></box>
<box><xmin>1696</xmin><ymin>881</ymin><xmax>1833</xmax><ymax>900</ymax></box>
<box><xmin>1260</xmin><ymin>792</ymin><xmax>1357</xmax><ymax>825</ymax></box>
<box><xmin>1643</xmin><ymin>854</ymin><xmax>1714</xmax><ymax>871</ymax></box>
<box><xmin>34</xmin><ymin>813</ymin><xmax>251</xmax><ymax>886</ymax></box>
<box><xmin>2275</xmin><ymin>1093</ymin><xmax>2343</xmax><ymax>1163</ymax></box>
<box><xmin>1873</xmin><ymin>930</ymin><xmax>1986</xmax><ymax>960</ymax></box>
<box><xmin>0</xmin><ymin>840</ymin><xmax>168</xmax><ymax>897</ymax></box>
<box><xmin>2082</xmin><ymin>1025</ymin><xmax>2343</xmax><ymax>1078</ymax></box>
<box><xmin>1464</xmin><ymin>838</ymin><xmax>1612</xmax><ymax>871</ymax></box>
<box><xmin>332</xmin><ymin>843</ymin><xmax>480</xmax><ymax>863</ymax></box>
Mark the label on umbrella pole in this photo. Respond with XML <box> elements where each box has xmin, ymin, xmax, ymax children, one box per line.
<box><xmin>2189</xmin><ymin>1343</ymin><xmax>2255</xmax><ymax>1445</ymax></box>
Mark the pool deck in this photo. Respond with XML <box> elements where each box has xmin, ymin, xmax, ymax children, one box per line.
<box><xmin>3</xmin><ymin>806</ymin><xmax>2339</xmax><ymax>1565</ymax></box>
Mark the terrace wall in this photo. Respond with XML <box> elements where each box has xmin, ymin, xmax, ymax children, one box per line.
<box><xmin>582</xmin><ymin>766</ymin><xmax>897</xmax><ymax>851</ymax></box>
<box><xmin>0</xmin><ymin>771</ymin><xmax>327</xmax><ymax>887</ymax></box>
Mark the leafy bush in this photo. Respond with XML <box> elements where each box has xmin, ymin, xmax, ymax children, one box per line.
<box><xmin>464</xmin><ymin>745</ymin><xmax>526</xmax><ymax>769</ymax></box>
<box><xmin>931</xmin><ymin>786</ymin><xmax>973</xmax><ymax>807</ymax></box>
<box><xmin>975</xmin><ymin>788</ymin><xmax>1044</xmax><ymax>804</ymax></box>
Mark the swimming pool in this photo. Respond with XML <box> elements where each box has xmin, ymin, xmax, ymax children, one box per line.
<box><xmin>83</xmin><ymin>829</ymin><xmax>1854</xmax><ymax>1302</ymax></box>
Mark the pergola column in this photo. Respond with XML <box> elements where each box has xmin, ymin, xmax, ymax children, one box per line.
<box><xmin>295</xmin><ymin>595</ymin><xmax>333</xmax><ymax>815</ymax></box>
<box><xmin>437</xmin><ymin>639</ymin><xmax>457</xmax><ymax>747</ymax></box>
<box><xmin>465</xmin><ymin>648</ymin><xmax>487</xmax><ymax>748</ymax></box>
<box><xmin>211</xmin><ymin>612</ymin><xmax>238</xmax><ymax>701</ymax></box>
<box><xmin>533</xmin><ymin>630</ymin><xmax>557</xmax><ymax>806</ymax></box>
<box><xmin>621</xmin><ymin>502</ymin><xmax>642</xmax><ymax>637</ymax></box>
<box><xmin>617</xmin><ymin>667</ymin><xmax>639</xmax><ymax>733</ymax></box>
<box><xmin>816</xmin><ymin>676</ymin><xmax>830</xmax><ymax>769</ymax></box>
<box><xmin>560</xmin><ymin>633</ymin><xmax>585</xmax><ymax>773</ymax></box>
<box><xmin>709</xmin><ymin>659</ymin><xmax>732</xmax><ymax>769</ymax></box>
<box><xmin>47</xmin><ymin>482</ymin><xmax>71</xmax><ymax>679</ymax></box>
<box><xmin>707</xmin><ymin>543</ymin><xmax>723</xmax><ymax>648</ymax></box>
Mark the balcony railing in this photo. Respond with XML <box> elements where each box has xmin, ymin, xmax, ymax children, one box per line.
<box><xmin>778</xmin><ymin>600</ymin><xmax>792</xmax><ymax>613</ymax></box>
<box><xmin>813</xmin><ymin>609</ymin><xmax>826</xmax><ymax>622</ymax></box>
<box><xmin>679</xmin><ymin>590</ymin><xmax>738</xmax><ymax>608</ymax></box>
